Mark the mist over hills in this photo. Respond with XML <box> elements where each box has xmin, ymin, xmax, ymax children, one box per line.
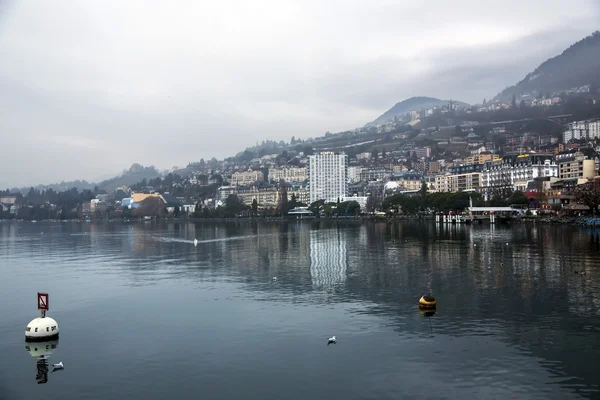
<box><xmin>368</xmin><ymin>97</ymin><xmax>470</xmax><ymax>126</ymax></box>
<box><xmin>7</xmin><ymin>32</ymin><xmax>600</xmax><ymax>192</ymax></box>
<box><xmin>495</xmin><ymin>31</ymin><xmax>600</xmax><ymax>101</ymax></box>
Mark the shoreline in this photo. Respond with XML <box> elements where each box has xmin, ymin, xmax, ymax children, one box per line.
<box><xmin>2</xmin><ymin>214</ymin><xmax>600</xmax><ymax>227</ymax></box>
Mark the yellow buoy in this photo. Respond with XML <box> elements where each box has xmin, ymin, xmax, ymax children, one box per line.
<box><xmin>418</xmin><ymin>294</ymin><xmax>436</xmax><ymax>309</ymax></box>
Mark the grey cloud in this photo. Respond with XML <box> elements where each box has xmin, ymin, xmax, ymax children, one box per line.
<box><xmin>0</xmin><ymin>0</ymin><xmax>599</xmax><ymax>187</ymax></box>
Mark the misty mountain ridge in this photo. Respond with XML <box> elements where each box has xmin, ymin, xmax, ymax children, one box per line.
<box><xmin>368</xmin><ymin>96</ymin><xmax>470</xmax><ymax>126</ymax></box>
<box><xmin>11</xmin><ymin>164</ymin><xmax>161</xmax><ymax>194</ymax></box>
<box><xmin>496</xmin><ymin>31</ymin><xmax>600</xmax><ymax>101</ymax></box>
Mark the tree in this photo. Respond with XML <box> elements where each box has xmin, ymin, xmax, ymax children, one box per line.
<box><xmin>366</xmin><ymin>195</ymin><xmax>377</xmax><ymax>213</ymax></box>
<box><xmin>511</xmin><ymin>94</ymin><xmax>517</xmax><ymax>108</ymax></box>
<box><xmin>308</xmin><ymin>199</ymin><xmax>325</xmax><ymax>217</ymax></box>
<box><xmin>224</xmin><ymin>194</ymin><xmax>246</xmax><ymax>217</ymax></box>
<box><xmin>371</xmin><ymin>148</ymin><xmax>379</xmax><ymax>160</ymax></box>
<box><xmin>574</xmin><ymin>179</ymin><xmax>600</xmax><ymax>215</ymax></box>
<box><xmin>346</xmin><ymin>200</ymin><xmax>361</xmax><ymax>216</ymax></box>
<box><xmin>193</xmin><ymin>203</ymin><xmax>202</xmax><ymax>217</ymax></box>
<box><xmin>519</xmin><ymin>100</ymin><xmax>527</xmax><ymax>109</ymax></box>
<box><xmin>251</xmin><ymin>199</ymin><xmax>258</xmax><ymax>216</ymax></box>
<box><xmin>507</xmin><ymin>190</ymin><xmax>528</xmax><ymax>206</ymax></box>
<box><xmin>419</xmin><ymin>181</ymin><xmax>428</xmax><ymax>198</ymax></box>
<box><xmin>278</xmin><ymin>180</ymin><xmax>289</xmax><ymax>215</ymax></box>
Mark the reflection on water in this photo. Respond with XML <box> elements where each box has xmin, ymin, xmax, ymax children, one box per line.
<box><xmin>0</xmin><ymin>220</ymin><xmax>599</xmax><ymax>399</ymax></box>
<box><xmin>309</xmin><ymin>229</ymin><xmax>347</xmax><ymax>287</ymax></box>
<box><xmin>24</xmin><ymin>339</ymin><xmax>59</xmax><ymax>385</ymax></box>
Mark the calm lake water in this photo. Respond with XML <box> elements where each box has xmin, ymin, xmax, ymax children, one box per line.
<box><xmin>1</xmin><ymin>220</ymin><xmax>599</xmax><ymax>399</ymax></box>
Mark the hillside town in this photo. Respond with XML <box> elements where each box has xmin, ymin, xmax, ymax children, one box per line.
<box><xmin>3</xmin><ymin>109</ymin><xmax>600</xmax><ymax>221</ymax></box>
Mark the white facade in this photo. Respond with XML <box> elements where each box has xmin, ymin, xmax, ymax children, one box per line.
<box><xmin>269</xmin><ymin>167</ymin><xmax>307</xmax><ymax>183</ymax></box>
<box><xmin>347</xmin><ymin>166</ymin><xmax>363</xmax><ymax>184</ymax></box>
<box><xmin>231</xmin><ymin>170</ymin><xmax>264</xmax><ymax>186</ymax></box>
<box><xmin>564</xmin><ymin>120</ymin><xmax>600</xmax><ymax>142</ymax></box>
<box><xmin>308</xmin><ymin>152</ymin><xmax>348</xmax><ymax>203</ymax></box>
<box><xmin>482</xmin><ymin>158</ymin><xmax>557</xmax><ymax>189</ymax></box>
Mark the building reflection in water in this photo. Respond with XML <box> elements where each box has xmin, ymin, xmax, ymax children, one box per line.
<box><xmin>309</xmin><ymin>229</ymin><xmax>348</xmax><ymax>287</ymax></box>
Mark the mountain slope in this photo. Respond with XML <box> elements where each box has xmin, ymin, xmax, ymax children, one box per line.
<box><xmin>13</xmin><ymin>164</ymin><xmax>161</xmax><ymax>193</ymax></box>
<box><xmin>496</xmin><ymin>31</ymin><xmax>600</xmax><ymax>100</ymax></box>
<box><xmin>369</xmin><ymin>96</ymin><xmax>469</xmax><ymax>126</ymax></box>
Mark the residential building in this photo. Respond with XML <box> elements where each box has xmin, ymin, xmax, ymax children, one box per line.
<box><xmin>556</xmin><ymin>151</ymin><xmax>596</xmax><ymax>180</ymax></box>
<box><xmin>231</xmin><ymin>170</ymin><xmax>264</xmax><ymax>186</ymax></box>
<box><xmin>359</xmin><ymin>167</ymin><xmax>390</xmax><ymax>182</ymax></box>
<box><xmin>388</xmin><ymin>172</ymin><xmax>423</xmax><ymax>192</ymax></box>
<box><xmin>391</xmin><ymin>164</ymin><xmax>407</xmax><ymax>173</ymax></box>
<box><xmin>427</xmin><ymin>161</ymin><xmax>441</xmax><ymax>174</ymax></box>
<box><xmin>563</xmin><ymin>119</ymin><xmax>600</xmax><ymax>142</ymax></box>
<box><xmin>189</xmin><ymin>174</ymin><xmax>209</xmax><ymax>186</ymax></box>
<box><xmin>411</xmin><ymin>147</ymin><xmax>431</xmax><ymax>158</ymax></box>
<box><xmin>217</xmin><ymin>186</ymin><xmax>237</xmax><ymax>202</ymax></box>
<box><xmin>0</xmin><ymin>195</ymin><xmax>17</xmax><ymax>205</ymax></box>
<box><xmin>435</xmin><ymin>174</ymin><xmax>452</xmax><ymax>193</ymax></box>
<box><xmin>308</xmin><ymin>152</ymin><xmax>348</xmax><ymax>203</ymax></box>
<box><xmin>347</xmin><ymin>166</ymin><xmax>363</xmax><ymax>183</ymax></box>
<box><xmin>448</xmin><ymin>172</ymin><xmax>482</xmax><ymax>192</ymax></box>
<box><xmin>237</xmin><ymin>187</ymin><xmax>280</xmax><ymax>207</ymax></box>
<box><xmin>482</xmin><ymin>154</ymin><xmax>558</xmax><ymax>197</ymax></box>
<box><xmin>463</xmin><ymin>153</ymin><xmax>498</xmax><ymax>165</ymax></box>
<box><xmin>288</xmin><ymin>184</ymin><xmax>310</xmax><ymax>205</ymax></box>
<box><xmin>268</xmin><ymin>167</ymin><xmax>307</xmax><ymax>183</ymax></box>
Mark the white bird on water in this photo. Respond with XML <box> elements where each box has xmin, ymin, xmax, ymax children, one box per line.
<box><xmin>272</xmin><ymin>277</ymin><xmax>277</xmax><ymax>281</ymax></box>
<box><xmin>52</xmin><ymin>362</ymin><xmax>64</xmax><ymax>369</ymax></box>
<box><xmin>327</xmin><ymin>336</ymin><xmax>337</xmax><ymax>345</ymax></box>
<box><xmin>194</xmin><ymin>238</ymin><xmax>198</xmax><ymax>246</ymax></box>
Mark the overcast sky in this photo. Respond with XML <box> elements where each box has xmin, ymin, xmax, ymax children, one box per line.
<box><xmin>1</xmin><ymin>0</ymin><xmax>599</xmax><ymax>187</ymax></box>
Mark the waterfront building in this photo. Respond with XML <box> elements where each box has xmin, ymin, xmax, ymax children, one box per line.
<box><xmin>556</xmin><ymin>150</ymin><xmax>596</xmax><ymax>180</ymax></box>
<box><xmin>482</xmin><ymin>154</ymin><xmax>557</xmax><ymax>197</ymax></box>
<box><xmin>268</xmin><ymin>167</ymin><xmax>307</xmax><ymax>183</ymax></box>
<box><xmin>308</xmin><ymin>152</ymin><xmax>348</xmax><ymax>203</ymax></box>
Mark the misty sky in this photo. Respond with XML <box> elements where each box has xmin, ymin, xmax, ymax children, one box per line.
<box><xmin>1</xmin><ymin>1</ymin><xmax>599</xmax><ymax>187</ymax></box>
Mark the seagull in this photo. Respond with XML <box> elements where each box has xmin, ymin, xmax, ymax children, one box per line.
<box><xmin>272</xmin><ymin>277</ymin><xmax>277</xmax><ymax>281</ymax></box>
<box><xmin>52</xmin><ymin>362</ymin><xmax>63</xmax><ymax>369</ymax></box>
<box><xmin>193</xmin><ymin>238</ymin><xmax>198</xmax><ymax>246</ymax></box>
<box><xmin>327</xmin><ymin>336</ymin><xmax>337</xmax><ymax>345</ymax></box>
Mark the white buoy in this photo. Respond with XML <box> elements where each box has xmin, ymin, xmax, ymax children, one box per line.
<box><xmin>194</xmin><ymin>238</ymin><xmax>198</xmax><ymax>246</ymax></box>
<box><xmin>25</xmin><ymin>293</ymin><xmax>59</xmax><ymax>342</ymax></box>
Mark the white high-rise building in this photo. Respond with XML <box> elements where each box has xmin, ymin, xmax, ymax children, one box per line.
<box><xmin>308</xmin><ymin>152</ymin><xmax>348</xmax><ymax>204</ymax></box>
